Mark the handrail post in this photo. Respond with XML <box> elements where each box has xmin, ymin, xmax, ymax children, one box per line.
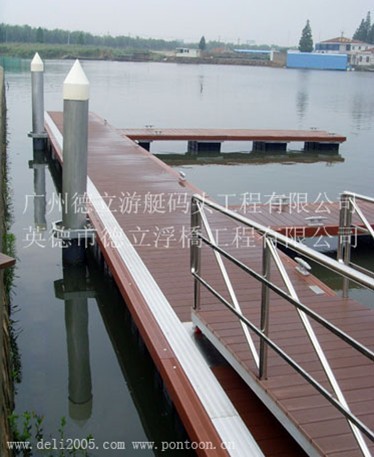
<box><xmin>259</xmin><ymin>236</ymin><xmax>271</xmax><ymax>379</ymax></box>
<box><xmin>191</xmin><ymin>198</ymin><xmax>202</xmax><ymax>310</ymax></box>
<box><xmin>338</xmin><ymin>193</ymin><xmax>353</xmax><ymax>298</ymax></box>
<box><xmin>337</xmin><ymin>193</ymin><xmax>347</xmax><ymax>263</ymax></box>
<box><xmin>343</xmin><ymin>197</ymin><xmax>353</xmax><ymax>297</ymax></box>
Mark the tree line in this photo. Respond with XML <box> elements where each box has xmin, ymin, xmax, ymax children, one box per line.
<box><xmin>0</xmin><ymin>23</ymin><xmax>183</xmax><ymax>51</ymax></box>
<box><xmin>0</xmin><ymin>23</ymin><xmax>286</xmax><ymax>55</ymax></box>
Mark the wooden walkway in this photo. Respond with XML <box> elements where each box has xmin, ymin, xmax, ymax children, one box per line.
<box><xmin>121</xmin><ymin>128</ymin><xmax>346</xmax><ymax>144</ymax></box>
<box><xmin>190</xmin><ymin>213</ymin><xmax>374</xmax><ymax>456</ymax></box>
<box><xmin>45</xmin><ymin>112</ymin><xmax>373</xmax><ymax>457</ymax></box>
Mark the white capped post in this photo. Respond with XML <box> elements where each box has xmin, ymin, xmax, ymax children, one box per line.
<box><xmin>30</xmin><ymin>53</ymin><xmax>46</xmax><ymax>141</ymax></box>
<box><xmin>62</xmin><ymin>60</ymin><xmax>90</xmax><ymax>234</ymax></box>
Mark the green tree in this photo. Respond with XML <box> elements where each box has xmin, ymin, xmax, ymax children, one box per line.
<box><xmin>353</xmin><ymin>11</ymin><xmax>371</xmax><ymax>43</ymax></box>
<box><xmin>199</xmin><ymin>35</ymin><xmax>206</xmax><ymax>51</ymax></box>
<box><xmin>364</xmin><ymin>11</ymin><xmax>371</xmax><ymax>41</ymax></box>
<box><xmin>36</xmin><ymin>27</ymin><xmax>44</xmax><ymax>43</ymax></box>
<box><xmin>78</xmin><ymin>32</ymin><xmax>85</xmax><ymax>45</ymax></box>
<box><xmin>299</xmin><ymin>20</ymin><xmax>313</xmax><ymax>52</ymax></box>
<box><xmin>353</xmin><ymin>19</ymin><xmax>367</xmax><ymax>41</ymax></box>
<box><xmin>369</xmin><ymin>23</ymin><xmax>374</xmax><ymax>44</ymax></box>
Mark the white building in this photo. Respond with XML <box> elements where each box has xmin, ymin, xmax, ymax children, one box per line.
<box><xmin>315</xmin><ymin>37</ymin><xmax>374</xmax><ymax>68</ymax></box>
<box><xmin>350</xmin><ymin>48</ymin><xmax>374</xmax><ymax>67</ymax></box>
<box><xmin>175</xmin><ymin>48</ymin><xmax>201</xmax><ymax>58</ymax></box>
<box><xmin>315</xmin><ymin>36</ymin><xmax>371</xmax><ymax>53</ymax></box>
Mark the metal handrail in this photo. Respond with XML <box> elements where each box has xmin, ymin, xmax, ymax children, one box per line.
<box><xmin>197</xmin><ymin>200</ymin><xmax>260</xmax><ymax>368</ymax></box>
<box><xmin>190</xmin><ymin>194</ymin><xmax>374</xmax><ymax>455</ymax></box>
<box><xmin>192</xmin><ymin>195</ymin><xmax>374</xmax><ymax>290</ymax></box>
<box><xmin>338</xmin><ymin>191</ymin><xmax>374</xmax><ymax>297</ymax></box>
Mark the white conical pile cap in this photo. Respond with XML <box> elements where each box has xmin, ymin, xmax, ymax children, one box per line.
<box><xmin>63</xmin><ymin>60</ymin><xmax>90</xmax><ymax>101</ymax></box>
<box><xmin>31</xmin><ymin>52</ymin><xmax>44</xmax><ymax>72</ymax></box>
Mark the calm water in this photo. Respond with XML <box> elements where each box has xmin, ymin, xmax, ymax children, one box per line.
<box><xmin>43</xmin><ymin>60</ymin><xmax>374</xmax><ymax>201</ymax></box>
<box><xmin>3</xmin><ymin>59</ymin><xmax>374</xmax><ymax>454</ymax></box>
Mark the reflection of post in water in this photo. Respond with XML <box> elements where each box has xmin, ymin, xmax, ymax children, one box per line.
<box><xmin>86</xmin><ymin>250</ymin><xmax>191</xmax><ymax>446</ymax></box>
<box><xmin>296</xmin><ymin>70</ymin><xmax>310</xmax><ymax>125</ymax></box>
<box><xmin>29</xmin><ymin>149</ymin><xmax>47</xmax><ymax>231</ymax></box>
<box><xmin>296</xmin><ymin>90</ymin><xmax>308</xmax><ymax>122</ymax></box>
<box><xmin>198</xmin><ymin>74</ymin><xmax>204</xmax><ymax>95</ymax></box>
<box><xmin>55</xmin><ymin>258</ymin><xmax>96</xmax><ymax>424</ymax></box>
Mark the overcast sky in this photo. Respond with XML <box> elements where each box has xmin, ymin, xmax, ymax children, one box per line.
<box><xmin>2</xmin><ymin>0</ymin><xmax>373</xmax><ymax>46</ymax></box>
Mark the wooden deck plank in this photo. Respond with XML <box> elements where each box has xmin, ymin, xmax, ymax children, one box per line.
<box><xmin>210</xmin><ymin>365</ymin><xmax>308</xmax><ymax>457</ymax></box>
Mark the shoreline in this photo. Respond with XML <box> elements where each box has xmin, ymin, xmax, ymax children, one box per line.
<box><xmin>2</xmin><ymin>50</ymin><xmax>374</xmax><ymax>72</ymax></box>
<box><xmin>0</xmin><ymin>66</ymin><xmax>14</xmax><ymax>457</ymax></box>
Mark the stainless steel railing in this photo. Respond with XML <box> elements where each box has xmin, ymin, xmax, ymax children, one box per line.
<box><xmin>338</xmin><ymin>191</ymin><xmax>374</xmax><ymax>297</ymax></box>
<box><xmin>190</xmin><ymin>194</ymin><xmax>374</xmax><ymax>456</ymax></box>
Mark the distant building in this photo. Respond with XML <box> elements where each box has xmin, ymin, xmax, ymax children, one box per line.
<box><xmin>350</xmin><ymin>47</ymin><xmax>374</xmax><ymax>67</ymax></box>
<box><xmin>175</xmin><ymin>48</ymin><xmax>200</xmax><ymax>58</ymax></box>
<box><xmin>233</xmin><ymin>49</ymin><xmax>275</xmax><ymax>61</ymax></box>
<box><xmin>315</xmin><ymin>36</ymin><xmax>371</xmax><ymax>54</ymax></box>
<box><xmin>287</xmin><ymin>51</ymin><xmax>348</xmax><ymax>71</ymax></box>
<box><xmin>315</xmin><ymin>37</ymin><xmax>374</xmax><ymax>68</ymax></box>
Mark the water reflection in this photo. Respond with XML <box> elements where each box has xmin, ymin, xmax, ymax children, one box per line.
<box><xmin>198</xmin><ymin>74</ymin><xmax>204</xmax><ymax>96</ymax></box>
<box><xmin>296</xmin><ymin>72</ymin><xmax>310</xmax><ymax>123</ymax></box>
<box><xmin>30</xmin><ymin>147</ymin><xmax>95</xmax><ymax>426</ymax></box>
<box><xmin>51</xmin><ymin>245</ymin><xmax>193</xmax><ymax>454</ymax></box>
<box><xmin>296</xmin><ymin>91</ymin><xmax>308</xmax><ymax>124</ymax></box>
<box><xmin>55</xmin><ymin>260</ymin><xmax>95</xmax><ymax>424</ymax></box>
<box><xmin>351</xmin><ymin>90</ymin><xmax>374</xmax><ymax>131</ymax></box>
<box><xmin>29</xmin><ymin>149</ymin><xmax>47</xmax><ymax>230</ymax></box>
<box><xmin>296</xmin><ymin>70</ymin><xmax>310</xmax><ymax>126</ymax></box>
<box><xmin>156</xmin><ymin>150</ymin><xmax>344</xmax><ymax>166</ymax></box>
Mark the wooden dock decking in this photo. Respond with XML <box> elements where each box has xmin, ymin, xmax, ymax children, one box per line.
<box><xmin>190</xmin><ymin>207</ymin><xmax>374</xmax><ymax>456</ymax></box>
<box><xmin>45</xmin><ymin>112</ymin><xmax>373</xmax><ymax>457</ymax></box>
<box><xmin>120</xmin><ymin>128</ymin><xmax>346</xmax><ymax>144</ymax></box>
<box><xmin>121</xmin><ymin>127</ymin><xmax>346</xmax><ymax>153</ymax></box>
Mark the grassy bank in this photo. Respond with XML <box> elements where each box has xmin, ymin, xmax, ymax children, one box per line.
<box><xmin>0</xmin><ymin>66</ymin><xmax>16</xmax><ymax>457</ymax></box>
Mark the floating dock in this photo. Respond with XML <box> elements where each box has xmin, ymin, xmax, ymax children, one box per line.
<box><xmin>45</xmin><ymin>112</ymin><xmax>373</xmax><ymax>457</ymax></box>
<box><xmin>121</xmin><ymin>128</ymin><xmax>346</xmax><ymax>153</ymax></box>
